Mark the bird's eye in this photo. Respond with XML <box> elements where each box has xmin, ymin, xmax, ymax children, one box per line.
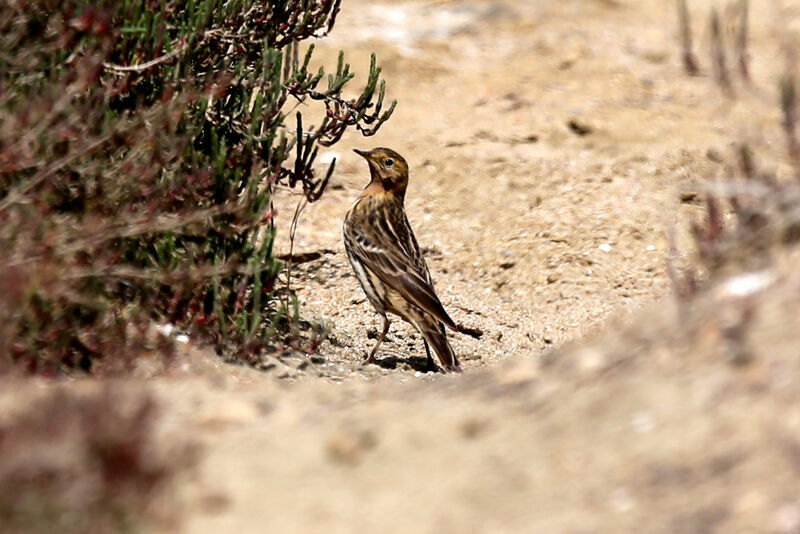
<box><xmin>384</xmin><ymin>158</ymin><xmax>394</xmax><ymax>167</ymax></box>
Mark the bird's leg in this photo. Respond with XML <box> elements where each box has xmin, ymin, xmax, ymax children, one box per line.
<box><xmin>422</xmin><ymin>339</ymin><xmax>438</xmax><ymax>372</ymax></box>
<box><xmin>364</xmin><ymin>316</ymin><xmax>390</xmax><ymax>365</ymax></box>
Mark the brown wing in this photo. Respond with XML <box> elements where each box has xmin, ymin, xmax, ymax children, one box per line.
<box><xmin>345</xmin><ymin>198</ymin><xmax>457</xmax><ymax>330</ymax></box>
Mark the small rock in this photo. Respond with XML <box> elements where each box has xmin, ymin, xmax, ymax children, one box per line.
<box><xmin>575</xmin><ymin>348</ymin><xmax>606</xmax><ymax>375</ymax></box>
<box><xmin>320</xmin><ymin>151</ymin><xmax>339</xmax><ymax>164</ymax></box>
<box><xmin>567</xmin><ymin>118</ymin><xmax>593</xmax><ymax>136</ymax></box>
<box><xmin>719</xmin><ymin>270</ymin><xmax>774</xmax><ymax>298</ymax></box>
<box><xmin>200</xmin><ymin>399</ymin><xmax>260</xmax><ymax>429</ymax></box>
<box><xmin>609</xmin><ymin>487</ymin><xmax>635</xmax><ymax>513</ymax></box>
<box><xmin>706</xmin><ymin>148</ymin><xmax>723</xmax><ymax>162</ymax></box>
<box><xmin>459</xmin><ymin>418</ymin><xmax>489</xmax><ymax>439</ymax></box>
<box><xmin>326</xmin><ymin>428</ymin><xmax>377</xmax><ymax>466</ymax></box>
<box><xmin>631</xmin><ymin>411</ymin><xmax>655</xmax><ymax>433</ymax></box>
<box><xmin>198</xmin><ymin>492</ymin><xmax>231</xmax><ymax>514</ymax></box>
<box><xmin>496</xmin><ymin>359</ymin><xmax>540</xmax><ymax>386</ymax></box>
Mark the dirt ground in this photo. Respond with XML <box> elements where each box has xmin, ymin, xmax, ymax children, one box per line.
<box><xmin>6</xmin><ymin>0</ymin><xmax>800</xmax><ymax>532</ymax></box>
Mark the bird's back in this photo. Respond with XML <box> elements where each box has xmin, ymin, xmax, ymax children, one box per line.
<box><xmin>343</xmin><ymin>193</ymin><xmax>456</xmax><ymax>330</ymax></box>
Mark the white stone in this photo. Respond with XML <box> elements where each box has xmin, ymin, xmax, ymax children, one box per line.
<box><xmin>320</xmin><ymin>151</ymin><xmax>339</xmax><ymax>164</ymax></box>
<box><xmin>720</xmin><ymin>270</ymin><xmax>775</xmax><ymax>298</ymax></box>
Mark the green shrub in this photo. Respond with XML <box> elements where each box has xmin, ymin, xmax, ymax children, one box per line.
<box><xmin>0</xmin><ymin>0</ymin><xmax>395</xmax><ymax>374</ymax></box>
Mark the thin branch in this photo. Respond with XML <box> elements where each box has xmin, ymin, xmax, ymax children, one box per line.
<box><xmin>736</xmin><ymin>0</ymin><xmax>750</xmax><ymax>81</ymax></box>
<box><xmin>103</xmin><ymin>41</ymin><xmax>189</xmax><ymax>74</ymax></box>
<box><xmin>282</xmin><ymin>197</ymin><xmax>308</xmax><ymax>330</ymax></box>
<box><xmin>781</xmin><ymin>45</ymin><xmax>800</xmax><ymax>179</ymax></box>
<box><xmin>677</xmin><ymin>0</ymin><xmax>701</xmax><ymax>75</ymax></box>
<box><xmin>710</xmin><ymin>7</ymin><xmax>733</xmax><ymax>94</ymax></box>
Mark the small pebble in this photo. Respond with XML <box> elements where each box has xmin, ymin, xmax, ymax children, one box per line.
<box><xmin>320</xmin><ymin>151</ymin><xmax>339</xmax><ymax>164</ymax></box>
<box><xmin>631</xmin><ymin>411</ymin><xmax>655</xmax><ymax>433</ymax></box>
<box><xmin>326</xmin><ymin>428</ymin><xmax>377</xmax><ymax>466</ymax></box>
<box><xmin>610</xmin><ymin>487</ymin><xmax>635</xmax><ymax>513</ymax></box>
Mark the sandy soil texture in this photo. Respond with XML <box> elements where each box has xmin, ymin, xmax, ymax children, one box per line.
<box><xmin>6</xmin><ymin>1</ymin><xmax>800</xmax><ymax>532</ymax></box>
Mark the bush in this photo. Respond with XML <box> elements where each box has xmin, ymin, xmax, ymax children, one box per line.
<box><xmin>0</xmin><ymin>0</ymin><xmax>395</xmax><ymax>374</ymax></box>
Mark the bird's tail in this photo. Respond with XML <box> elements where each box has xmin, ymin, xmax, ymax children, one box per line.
<box><xmin>414</xmin><ymin>316</ymin><xmax>461</xmax><ymax>373</ymax></box>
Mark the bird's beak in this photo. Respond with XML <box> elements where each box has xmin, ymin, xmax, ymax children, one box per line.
<box><xmin>353</xmin><ymin>148</ymin><xmax>371</xmax><ymax>160</ymax></box>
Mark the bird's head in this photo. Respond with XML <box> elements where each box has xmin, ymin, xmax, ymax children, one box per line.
<box><xmin>354</xmin><ymin>147</ymin><xmax>409</xmax><ymax>196</ymax></box>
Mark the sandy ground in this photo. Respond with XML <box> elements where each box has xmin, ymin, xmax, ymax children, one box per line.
<box><xmin>6</xmin><ymin>0</ymin><xmax>800</xmax><ymax>532</ymax></box>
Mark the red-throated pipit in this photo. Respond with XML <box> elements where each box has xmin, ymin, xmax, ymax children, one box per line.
<box><xmin>343</xmin><ymin>147</ymin><xmax>463</xmax><ymax>373</ymax></box>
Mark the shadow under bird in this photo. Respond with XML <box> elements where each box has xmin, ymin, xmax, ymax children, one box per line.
<box><xmin>343</xmin><ymin>147</ymin><xmax>473</xmax><ymax>373</ymax></box>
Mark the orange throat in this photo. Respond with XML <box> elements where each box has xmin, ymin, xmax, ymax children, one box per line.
<box><xmin>360</xmin><ymin>179</ymin><xmax>406</xmax><ymax>200</ymax></box>
<box><xmin>360</xmin><ymin>180</ymin><xmax>390</xmax><ymax>198</ymax></box>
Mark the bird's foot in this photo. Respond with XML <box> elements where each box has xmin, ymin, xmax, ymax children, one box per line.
<box><xmin>440</xmin><ymin>362</ymin><xmax>462</xmax><ymax>374</ymax></box>
<box><xmin>424</xmin><ymin>358</ymin><xmax>441</xmax><ymax>374</ymax></box>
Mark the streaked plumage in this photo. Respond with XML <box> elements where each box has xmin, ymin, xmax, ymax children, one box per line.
<box><xmin>343</xmin><ymin>147</ymin><xmax>461</xmax><ymax>372</ymax></box>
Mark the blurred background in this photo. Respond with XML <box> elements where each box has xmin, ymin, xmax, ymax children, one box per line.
<box><xmin>4</xmin><ymin>0</ymin><xmax>800</xmax><ymax>533</ymax></box>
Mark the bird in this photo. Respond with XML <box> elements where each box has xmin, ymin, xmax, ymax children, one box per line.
<box><xmin>343</xmin><ymin>147</ymin><xmax>463</xmax><ymax>373</ymax></box>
